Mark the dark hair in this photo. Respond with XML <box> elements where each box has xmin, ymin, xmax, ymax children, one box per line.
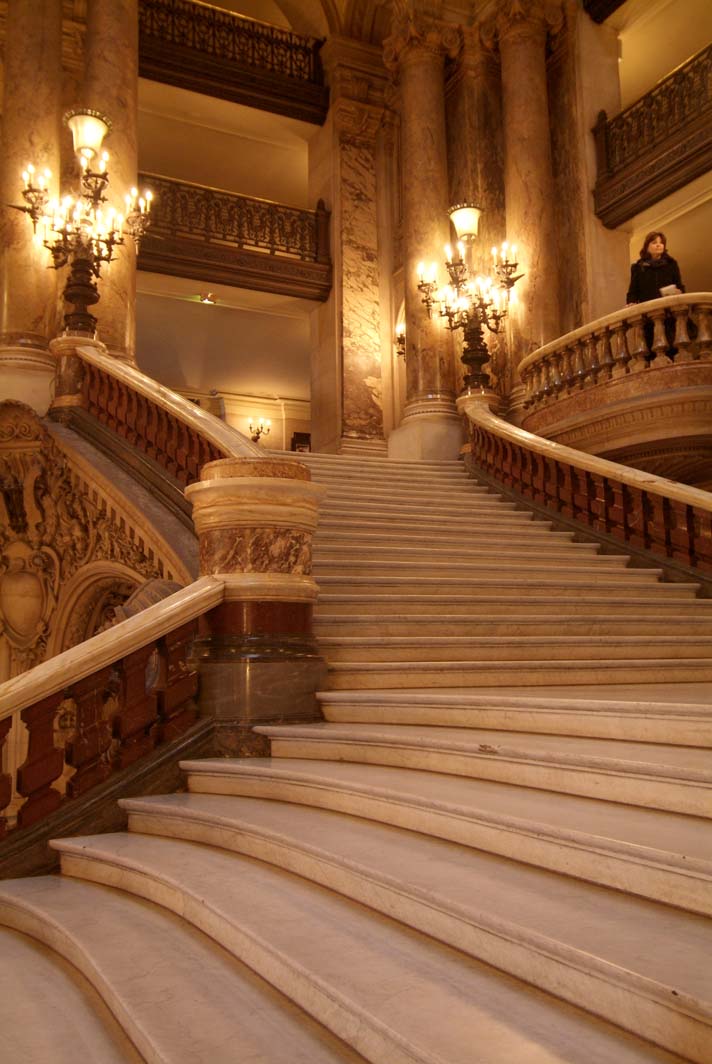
<box><xmin>639</xmin><ymin>231</ymin><xmax>667</xmax><ymax>260</ymax></box>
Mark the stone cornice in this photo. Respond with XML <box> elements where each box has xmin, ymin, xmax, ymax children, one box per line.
<box><xmin>331</xmin><ymin>96</ymin><xmax>385</xmax><ymax>142</ymax></box>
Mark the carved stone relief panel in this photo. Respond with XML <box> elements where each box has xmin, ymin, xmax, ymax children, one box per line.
<box><xmin>0</xmin><ymin>401</ymin><xmax>164</xmax><ymax>678</ymax></box>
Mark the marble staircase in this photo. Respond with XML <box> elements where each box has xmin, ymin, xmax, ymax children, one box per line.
<box><xmin>1</xmin><ymin>452</ymin><xmax>711</xmax><ymax>1063</ymax></box>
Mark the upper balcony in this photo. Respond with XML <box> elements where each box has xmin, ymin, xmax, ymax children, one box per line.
<box><xmin>517</xmin><ymin>294</ymin><xmax>712</xmax><ymax>490</ymax></box>
<box><xmin>592</xmin><ymin>44</ymin><xmax>712</xmax><ymax>228</ymax></box>
<box><xmin>138</xmin><ymin>0</ymin><xmax>329</xmax><ymax>124</ymax></box>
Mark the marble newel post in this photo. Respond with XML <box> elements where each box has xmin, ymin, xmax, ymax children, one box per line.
<box><xmin>185</xmin><ymin>458</ymin><xmax>326</xmax><ymax>754</ymax></box>
<box><xmin>384</xmin><ymin>12</ymin><xmax>463</xmax><ymax>460</ymax></box>
<box><xmin>497</xmin><ymin>0</ymin><xmax>562</xmax><ymax>367</ymax></box>
<box><xmin>82</xmin><ymin>0</ymin><xmax>139</xmax><ymax>363</ymax></box>
<box><xmin>0</xmin><ymin>0</ymin><xmax>62</xmax><ymax>413</ymax></box>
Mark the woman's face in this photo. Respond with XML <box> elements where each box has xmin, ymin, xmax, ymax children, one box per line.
<box><xmin>646</xmin><ymin>236</ymin><xmax>665</xmax><ymax>259</ymax></box>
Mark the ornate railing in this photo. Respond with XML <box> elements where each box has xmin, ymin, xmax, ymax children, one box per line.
<box><xmin>460</xmin><ymin>397</ymin><xmax>712</xmax><ymax>576</ymax></box>
<box><xmin>518</xmin><ymin>294</ymin><xmax>712</xmax><ymax>410</ymax></box>
<box><xmin>139</xmin><ymin>0</ymin><xmax>323</xmax><ymax>82</ymax></box>
<box><xmin>593</xmin><ymin>45</ymin><xmax>712</xmax><ymax>226</ymax></box>
<box><xmin>138</xmin><ymin>0</ymin><xmax>328</xmax><ymax>124</ymax></box>
<box><xmin>53</xmin><ymin>343</ymin><xmax>259</xmax><ymax>488</ymax></box>
<box><xmin>138</xmin><ymin>174</ymin><xmax>332</xmax><ymax>301</ymax></box>
<box><xmin>0</xmin><ymin>578</ymin><xmax>225</xmax><ymax>837</ymax></box>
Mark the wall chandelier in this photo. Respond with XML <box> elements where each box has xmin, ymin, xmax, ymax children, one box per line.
<box><xmin>14</xmin><ymin>109</ymin><xmax>153</xmax><ymax>336</ymax></box>
<box><xmin>416</xmin><ymin>204</ymin><xmax>523</xmax><ymax>391</ymax></box>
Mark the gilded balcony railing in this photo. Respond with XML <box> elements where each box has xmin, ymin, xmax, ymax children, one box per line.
<box><xmin>518</xmin><ymin>294</ymin><xmax>712</xmax><ymax>410</ymax></box>
<box><xmin>593</xmin><ymin>44</ymin><xmax>712</xmax><ymax>226</ymax></box>
<box><xmin>138</xmin><ymin>0</ymin><xmax>328</xmax><ymax>123</ymax></box>
<box><xmin>138</xmin><ymin>174</ymin><xmax>332</xmax><ymax>300</ymax></box>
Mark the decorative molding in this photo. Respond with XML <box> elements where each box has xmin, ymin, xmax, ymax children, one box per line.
<box><xmin>383</xmin><ymin>14</ymin><xmax>461</xmax><ymax>72</ymax></box>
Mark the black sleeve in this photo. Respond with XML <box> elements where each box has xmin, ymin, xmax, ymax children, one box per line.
<box><xmin>626</xmin><ymin>263</ymin><xmax>640</xmax><ymax>303</ymax></box>
<box><xmin>671</xmin><ymin>259</ymin><xmax>685</xmax><ymax>293</ymax></box>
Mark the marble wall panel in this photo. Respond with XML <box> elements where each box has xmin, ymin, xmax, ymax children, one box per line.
<box><xmin>199</xmin><ymin>528</ymin><xmax>312</xmax><ymax>576</ymax></box>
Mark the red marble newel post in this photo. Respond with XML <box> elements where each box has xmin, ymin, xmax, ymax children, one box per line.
<box><xmin>185</xmin><ymin>457</ymin><xmax>326</xmax><ymax>754</ymax></box>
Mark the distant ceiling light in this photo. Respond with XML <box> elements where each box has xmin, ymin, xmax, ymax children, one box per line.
<box><xmin>200</xmin><ymin>292</ymin><xmax>216</xmax><ymax>304</ymax></box>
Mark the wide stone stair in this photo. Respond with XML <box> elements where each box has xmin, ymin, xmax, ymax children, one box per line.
<box><xmin>1</xmin><ymin>452</ymin><xmax>711</xmax><ymax>1063</ymax></box>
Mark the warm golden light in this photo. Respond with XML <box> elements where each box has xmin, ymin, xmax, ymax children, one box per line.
<box><xmin>449</xmin><ymin>204</ymin><xmax>482</xmax><ymax>240</ymax></box>
<box><xmin>64</xmin><ymin>109</ymin><xmax>112</xmax><ymax>161</ymax></box>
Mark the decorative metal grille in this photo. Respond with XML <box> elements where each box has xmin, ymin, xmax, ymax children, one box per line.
<box><xmin>139</xmin><ymin>0</ymin><xmax>323</xmax><ymax>83</ymax></box>
<box><xmin>143</xmin><ymin>173</ymin><xmax>325</xmax><ymax>263</ymax></box>
<box><xmin>603</xmin><ymin>45</ymin><xmax>711</xmax><ymax>173</ymax></box>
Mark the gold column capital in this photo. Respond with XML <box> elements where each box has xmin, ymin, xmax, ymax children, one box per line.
<box><xmin>383</xmin><ymin>13</ymin><xmax>461</xmax><ymax>73</ymax></box>
<box><xmin>485</xmin><ymin>0</ymin><xmax>564</xmax><ymax>47</ymax></box>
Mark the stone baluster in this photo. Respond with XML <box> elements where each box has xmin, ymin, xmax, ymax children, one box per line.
<box><xmin>571</xmin><ymin>340</ymin><xmax>586</xmax><ymax>388</ymax></box>
<box><xmin>383</xmin><ymin>8</ymin><xmax>464</xmax><ymax>460</ymax></box>
<box><xmin>0</xmin><ymin>0</ymin><xmax>63</xmax><ymax>414</ymax></box>
<box><xmin>562</xmin><ymin>344</ymin><xmax>576</xmax><ymax>393</ymax></box>
<box><xmin>495</xmin><ymin>0</ymin><xmax>563</xmax><ymax>361</ymax></box>
<box><xmin>625</xmin><ymin>314</ymin><xmax>649</xmax><ymax>372</ymax></box>
<box><xmin>185</xmin><ymin>457</ymin><xmax>326</xmax><ymax>754</ymax></box>
<box><xmin>648</xmin><ymin>308</ymin><xmax>673</xmax><ymax>366</ymax></box>
<box><xmin>671</xmin><ymin>305</ymin><xmax>694</xmax><ymax>363</ymax></box>
<box><xmin>694</xmin><ymin>304</ymin><xmax>712</xmax><ymax>358</ymax></box>
<box><xmin>82</xmin><ymin>0</ymin><xmax>139</xmax><ymax>363</ymax></box>
<box><xmin>610</xmin><ymin>320</ymin><xmax>631</xmax><ymax>378</ymax></box>
<box><xmin>597</xmin><ymin>329</ymin><xmax>615</xmax><ymax>381</ymax></box>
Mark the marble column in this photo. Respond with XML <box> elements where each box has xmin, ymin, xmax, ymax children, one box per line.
<box><xmin>384</xmin><ymin>13</ymin><xmax>464</xmax><ymax>460</ymax></box>
<box><xmin>185</xmin><ymin>457</ymin><xmax>326</xmax><ymax>754</ymax></box>
<box><xmin>497</xmin><ymin>0</ymin><xmax>562</xmax><ymax>363</ymax></box>
<box><xmin>0</xmin><ymin>0</ymin><xmax>62</xmax><ymax>414</ymax></box>
<box><xmin>82</xmin><ymin>0</ymin><xmax>138</xmax><ymax>363</ymax></box>
<box><xmin>310</xmin><ymin>37</ymin><xmax>389</xmax><ymax>451</ymax></box>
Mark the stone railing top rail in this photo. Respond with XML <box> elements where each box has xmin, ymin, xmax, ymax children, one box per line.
<box><xmin>517</xmin><ymin>293</ymin><xmax>712</xmax><ymax>377</ymax></box>
<box><xmin>459</xmin><ymin>395</ymin><xmax>712</xmax><ymax>515</ymax></box>
<box><xmin>76</xmin><ymin>344</ymin><xmax>261</xmax><ymax>459</ymax></box>
<box><xmin>0</xmin><ymin>577</ymin><xmax>224</xmax><ymax>722</ymax></box>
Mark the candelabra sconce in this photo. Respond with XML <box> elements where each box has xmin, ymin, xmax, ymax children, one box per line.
<box><xmin>417</xmin><ymin>204</ymin><xmax>524</xmax><ymax>393</ymax></box>
<box><xmin>249</xmin><ymin>417</ymin><xmax>271</xmax><ymax>443</ymax></box>
<box><xmin>394</xmin><ymin>323</ymin><xmax>406</xmax><ymax>359</ymax></box>
<box><xmin>13</xmin><ymin>108</ymin><xmax>153</xmax><ymax>336</ymax></box>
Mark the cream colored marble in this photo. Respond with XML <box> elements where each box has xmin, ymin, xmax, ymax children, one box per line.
<box><xmin>186</xmin><ymin>477</ymin><xmax>325</xmax><ymax>536</ymax></box>
<box><xmin>222</xmin><ymin>573</ymin><xmax>319</xmax><ymax>604</ymax></box>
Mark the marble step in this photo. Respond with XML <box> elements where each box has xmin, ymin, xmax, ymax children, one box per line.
<box><xmin>309</xmin><ymin>470</ymin><xmax>472</xmax><ymax>487</ymax></box>
<box><xmin>256</xmin><ymin>722</ymin><xmax>712</xmax><ymax>817</ymax></box>
<box><xmin>325</xmin><ymin>657</ymin><xmax>712</xmax><ymax>688</ymax></box>
<box><xmin>317</xmin><ymin>690</ymin><xmax>712</xmax><ymax>746</ymax></box>
<box><xmin>315</xmin><ymin>593</ymin><xmax>704</xmax><ymax>615</ymax></box>
<box><xmin>314</xmin><ymin>530</ymin><xmax>597</xmax><ymax>552</ymax></box>
<box><xmin>119</xmin><ymin>791</ymin><xmax>712</xmax><ymax>1064</ymax></box>
<box><xmin>316</xmin><ymin>576</ymin><xmax>680</xmax><ymax>597</ymax></box>
<box><xmin>0</xmin><ymin>927</ymin><xmax>143</xmax><ymax>1064</ymax></box>
<box><xmin>313</xmin><ymin>560</ymin><xmax>643</xmax><ymax>579</ymax></box>
<box><xmin>51</xmin><ymin>832</ymin><xmax>690</xmax><ymax>1064</ymax></box>
<box><xmin>182</xmin><ymin>757</ymin><xmax>712</xmax><ymax>916</ymax></box>
<box><xmin>0</xmin><ymin>875</ymin><xmax>365</xmax><ymax>1064</ymax></box>
<box><xmin>292</xmin><ymin>453</ymin><xmax>464</xmax><ymax>472</ymax></box>
<box><xmin>314</xmin><ymin>613</ymin><xmax>712</xmax><ymax>637</ymax></box>
<box><xmin>317</xmin><ymin>634</ymin><xmax>712</xmax><ymax>663</ymax></box>
<box><xmin>318</xmin><ymin>480</ymin><xmax>490</xmax><ymax>497</ymax></box>
<box><xmin>320</xmin><ymin>499</ymin><xmax>526</xmax><ymax>519</ymax></box>
<box><xmin>316</xmin><ymin>515</ymin><xmax>566</xmax><ymax>536</ymax></box>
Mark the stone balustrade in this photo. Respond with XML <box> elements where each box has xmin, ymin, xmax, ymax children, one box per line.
<box><xmin>458</xmin><ymin>395</ymin><xmax>712</xmax><ymax>578</ymax></box>
<box><xmin>518</xmin><ymin>294</ymin><xmax>712</xmax><ymax>411</ymax></box>
<box><xmin>0</xmin><ymin>578</ymin><xmax>222</xmax><ymax>836</ymax></box>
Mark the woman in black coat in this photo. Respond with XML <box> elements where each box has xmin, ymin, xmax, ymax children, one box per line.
<box><xmin>626</xmin><ymin>231</ymin><xmax>686</xmax><ymax>356</ymax></box>
<box><xmin>626</xmin><ymin>231</ymin><xmax>684</xmax><ymax>304</ymax></box>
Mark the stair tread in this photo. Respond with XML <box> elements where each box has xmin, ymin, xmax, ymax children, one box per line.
<box><xmin>0</xmin><ymin>927</ymin><xmax>142</xmax><ymax>1064</ymax></box>
<box><xmin>0</xmin><ymin>875</ymin><xmax>364</xmax><ymax>1064</ymax></box>
<box><xmin>255</xmin><ymin>722</ymin><xmax>712</xmax><ymax>778</ymax></box>
<box><xmin>182</xmin><ymin>757</ymin><xmax>712</xmax><ymax>870</ymax></box>
<box><xmin>119</xmin><ymin>792</ymin><xmax>712</xmax><ymax>1009</ymax></box>
<box><xmin>49</xmin><ymin>832</ymin><xmax>690</xmax><ymax>1064</ymax></box>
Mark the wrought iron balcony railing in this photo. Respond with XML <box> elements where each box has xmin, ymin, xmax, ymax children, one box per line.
<box><xmin>138</xmin><ymin>0</ymin><xmax>329</xmax><ymax>123</ymax></box>
<box><xmin>138</xmin><ymin>173</ymin><xmax>332</xmax><ymax>301</ymax></box>
<box><xmin>593</xmin><ymin>44</ymin><xmax>712</xmax><ymax>227</ymax></box>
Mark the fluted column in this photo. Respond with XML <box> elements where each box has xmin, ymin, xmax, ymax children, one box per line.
<box><xmin>384</xmin><ymin>13</ymin><xmax>464</xmax><ymax>460</ymax></box>
<box><xmin>83</xmin><ymin>0</ymin><xmax>138</xmax><ymax>363</ymax></box>
<box><xmin>0</xmin><ymin>0</ymin><xmax>62</xmax><ymax>413</ymax></box>
<box><xmin>497</xmin><ymin>0</ymin><xmax>562</xmax><ymax>359</ymax></box>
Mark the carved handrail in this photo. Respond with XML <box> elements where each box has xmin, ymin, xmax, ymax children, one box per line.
<box><xmin>138</xmin><ymin>0</ymin><xmax>324</xmax><ymax>84</ymax></box>
<box><xmin>58</xmin><ymin>343</ymin><xmax>260</xmax><ymax>487</ymax></box>
<box><xmin>518</xmin><ymin>294</ymin><xmax>712</xmax><ymax>411</ymax></box>
<box><xmin>459</xmin><ymin>395</ymin><xmax>712</xmax><ymax>573</ymax></box>
<box><xmin>593</xmin><ymin>45</ymin><xmax>712</xmax><ymax>225</ymax></box>
<box><xmin>142</xmin><ymin>173</ymin><xmax>331</xmax><ymax>264</ymax></box>
<box><xmin>0</xmin><ymin>577</ymin><xmax>224</xmax><ymax>837</ymax></box>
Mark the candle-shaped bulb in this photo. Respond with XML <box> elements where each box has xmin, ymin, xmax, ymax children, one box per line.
<box><xmin>510</xmin><ymin>244</ymin><xmax>517</xmax><ymax>259</ymax></box>
<box><xmin>491</xmin><ymin>246</ymin><xmax>498</xmax><ymax>263</ymax></box>
<box><xmin>27</xmin><ymin>163</ymin><xmax>35</xmax><ymax>175</ymax></box>
<box><xmin>417</xmin><ymin>261</ymin><xmax>425</xmax><ymax>282</ymax></box>
<box><xmin>445</xmin><ymin>244</ymin><xmax>452</xmax><ymax>263</ymax></box>
<box><xmin>429</xmin><ymin>262</ymin><xmax>438</xmax><ymax>283</ymax></box>
<box><xmin>457</xmin><ymin>241</ymin><xmax>465</xmax><ymax>261</ymax></box>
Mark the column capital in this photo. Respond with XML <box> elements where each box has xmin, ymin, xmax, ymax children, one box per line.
<box><xmin>331</xmin><ymin>98</ymin><xmax>385</xmax><ymax>143</ymax></box>
<box><xmin>483</xmin><ymin>0</ymin><xmax>564</xmax><ymax>48</ymax></box>
<box><xmin>383</xmin><ymin>14</ymin><xmax>461</xmax><ymax>73</ymax></box>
